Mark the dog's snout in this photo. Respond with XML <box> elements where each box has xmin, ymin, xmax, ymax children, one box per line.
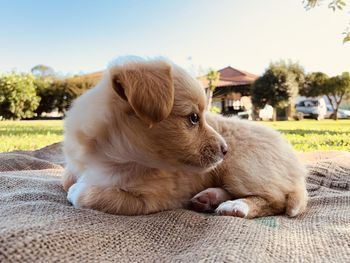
<box><xmin>221</xmin><ymin>143</ymin><xmax>228</xmax><ymax>156</ymax></box>
<box><xmin>203</xmin><ymin>124</ymin><xmax>228</xmax><ymax>164</ymax></box>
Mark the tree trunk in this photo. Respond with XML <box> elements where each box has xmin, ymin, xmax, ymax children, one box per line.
<box><xmin>333</xmin><ymin>93</ymin><xmax>344</xmax><ymax>121</ymax></box>
<box><xmin>207</xmin><ymin>89</ymin><xmax>213</xmax><ymax>111</ymax></box>
<box><xmin>334</xmin><ymin>108</ymin><xmax>339</xmax><ymax>120</ymax></box>
<box><xmin>326</xmin><ymin>95</ymin><xmax>337</xmax><ymax>120</ymax></box>
<box><xmin>287</xmin><ymin>103</ymin><xmax>294</xmax><ymax>120</ymax></box>
<box><xmin>272</xmin><ymin>107</ymin><xmax>277</xmax><ymax>121</ymax></box>
<box><xmin>252</xmin><ymin>106</ymin><xmax>260</xmax><ymax>121</ymax></box>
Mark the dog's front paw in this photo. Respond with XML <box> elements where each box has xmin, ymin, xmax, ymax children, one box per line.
<box><xmin>67</xmin><ymin>183</ymin><xmax>86</xmax><ymax>208</ymax></box>
<box><xmin>215</xmin><ymin>199</ymin><xmax>250</xmax><ymax>218</ymax></box>
<box><xmin>190</xmin><ymin>187</ymin><xmax>231</xmax><ymax>212</ymax></box>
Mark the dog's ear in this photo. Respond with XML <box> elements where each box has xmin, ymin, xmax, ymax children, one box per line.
<box><xmin>112</xmin><ymin>61</ymin><xmax>174</xmax><ymax>126</ymax></box>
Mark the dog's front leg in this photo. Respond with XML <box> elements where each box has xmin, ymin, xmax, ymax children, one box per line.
<box><xmin>189</xmin><ymin>189</ymin><xmax>286</xmax><ymax>219</ymax></box>
<box><xmin>190</xmin><ymin>187</ymin><xmax>232</xmax><ymax>212</ymax></box>
<box><xmin>215</xmin><ymin>196</ymin><xmax>285</xmax><ymax>219</ymax></box>
<box><xmin>67</xmin><ymin>181</ymin><xmax>165</xmax><ymax>215</ymax></box>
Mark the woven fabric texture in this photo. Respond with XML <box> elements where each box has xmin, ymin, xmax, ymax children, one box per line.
<box><xmin>0</xmin><ymin>144</ymin><xmax>349</xmax><ymax>263</ymax></box>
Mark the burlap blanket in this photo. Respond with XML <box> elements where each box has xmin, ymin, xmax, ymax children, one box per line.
<box><xmin>0</xmin><ymin>144</ymin><xmax>349</xmax><ymax>262</ymax></box>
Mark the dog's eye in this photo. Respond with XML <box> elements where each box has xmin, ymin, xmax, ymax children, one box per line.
<box><xmin>188</xmin><ymin>113</ymin><xmax>200</xmax><ymax>125</ymax></box>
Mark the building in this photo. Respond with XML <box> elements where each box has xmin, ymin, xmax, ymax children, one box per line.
<box><xmin>199</xmin><ymin>66</ymin><xmax>258</xmax><ymax>116</ymax></box>
<box><xmin>80</xmin><ymin>65</ymin><xmax>259</xmax><ymax>117</ymax></box>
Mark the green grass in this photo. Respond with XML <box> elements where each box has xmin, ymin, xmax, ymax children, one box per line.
<box><xmin>0</xmin><ymin>119</ymin><xmax>349</xmax><ymax>153</ymax></box>
<box><xmin>263</xmin><ymin>120</ymin><xmax>350</xmax><ymax>152</ymax></box>
<box><xmin>0</xmin><ymin>120</ymin><xmax>63</xmax><ymax>152</ymax></box>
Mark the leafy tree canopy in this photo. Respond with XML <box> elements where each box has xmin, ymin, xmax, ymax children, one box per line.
<box><xmin>31</xmin><ymin>64</ymin><xmax>55</xmax><ymax>78</ymax></box>
<box><xmin>300</xmin><ymin>72</ymin><xmax>329</xmax><ymax>97</ymax></box>
<box><xmin>304</xmin><ymin>0</ymin><xmax>350</xmax><ymax>42</ymax></box>
<box><xmin>251</xmin><ymin>60</ymin><xmax>302</xmax><ymax>109</ymax></box>
<box><xmin>206</xmin><ymin>69</ymin><xmax>220</xmax><ymax>91</ymax></box>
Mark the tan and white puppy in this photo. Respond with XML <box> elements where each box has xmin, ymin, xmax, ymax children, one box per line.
<box><xmin>63</xmin><ymin>59</ymin><xmax>308</xmax><ymax>219</ymax></box>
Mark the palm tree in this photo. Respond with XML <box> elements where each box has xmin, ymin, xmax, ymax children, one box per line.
<box><xmin>206</xmin><ymin>69</ymin><xmax>220</xmax><ymax>111</ymax></box>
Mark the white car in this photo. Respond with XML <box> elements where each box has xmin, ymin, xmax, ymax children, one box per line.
<box><xmin>295</xmin><ymin>99</ymin><xmax>327</xmax><ymax>120</ymax></box>
<box><xmin>325</xmin><ymin>105</ymin><xmax>350</xmax><ymax>119</ymax></box>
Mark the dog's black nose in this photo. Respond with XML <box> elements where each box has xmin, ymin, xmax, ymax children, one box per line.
<box><xmin>221</xmin><ymin>144</ymin><xmax>228</xmax><ymax>156</ymax></box>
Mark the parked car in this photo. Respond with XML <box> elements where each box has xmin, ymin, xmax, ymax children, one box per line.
<box><xmin>325</xmin><ymin>105</ymin><xmax>350</xmax><ymax>119</ymax></box>
<box><xmin>295</xmin><ymin>98</ymin><xmax>327</xmax><ymax>120</ymax></box>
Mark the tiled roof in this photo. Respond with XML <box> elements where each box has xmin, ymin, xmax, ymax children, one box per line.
<box><xmin>199</xmin><ymin>66</ymin><xmax>258</xmax><ymax>88</ymax></box>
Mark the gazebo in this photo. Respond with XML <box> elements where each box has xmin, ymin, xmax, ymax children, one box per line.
<box><xmin>199</xmin><ymin>66</ymin><xmax>258</xmax><ymax>116</ymax></box>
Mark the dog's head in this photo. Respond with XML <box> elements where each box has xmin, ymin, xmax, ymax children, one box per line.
<box><xmin>108</xmin><ymin>59</ymin><xmax>227</xmax><ymax>173</ymax></box>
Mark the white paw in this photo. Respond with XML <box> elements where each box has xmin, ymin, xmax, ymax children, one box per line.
<box><xmin>215</xmin><ymin>199</ymin><xmax>250</xmax><ymax>218</ymax></box>
<box><xmin>287</xmin><ymin>207</ymin><xmax>301</xmax><ymax>217</ymax></box>
<box><xmin>67</xmin><ymin>183</ymin><xmax>86</xmax><ymax>208</ymax></box>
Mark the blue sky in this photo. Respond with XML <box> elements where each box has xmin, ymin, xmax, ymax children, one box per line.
<box><xmin>1</xmin><ymin>0</ymin><xmax>349</xmax><ymax>76</ymax></box>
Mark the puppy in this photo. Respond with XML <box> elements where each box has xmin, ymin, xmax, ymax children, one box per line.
<box><xmin>63</xmin><ymin>59</ymin><xmax>308</xmax><ymax>218</ymax></box>
<box><xmin>192</xmin><ymin>113</ymin><xmax>308</xmax><ymax>218</ymax></box>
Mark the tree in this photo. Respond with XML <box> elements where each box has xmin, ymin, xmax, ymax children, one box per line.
<box><xmin>0</xmin><ymin>73</ymin><xmax>40</xmax><ymax>119</ymax></box>
<box><xmin>301</xmin><ymin>71</ymin><xmax>350</xmax><ymax>120</ymax></box>
<box><xmin>285</xmin><ymin>61</ymin><xmax>306</xmax><ymax>117</ymax></box>
<box><xmin>304</xmin><ymin>0</ymin><xmax>350</xmax><ymax>42</ymax></box>
<box><xmin>251</xmin><ymin>61</ymin><xmax>300</xmax><ymax>121</ymax></box>
<box><xmin>31</xmin><ymin>65</ymin><xmax>55</xmax><ymax>78</ymax></box>
<box><xmin>324</xmin><ymin>72</ymin><xmax>350</xmax><ymax>120</ymax></box>
<box><xmin>288</xmin><ymin>61</ymin><xmax>306</xmax><ymax>88</ymax></box>
<box><xmin>206</xmin><ymin>69</ymin><xmax>220</xmax><ymax>111</ymax></box>
<box><xmin>31</xmin><ymin>64</ymin><xmax>57</xmax><ymax>116</ymax></box>
<box><xmin>300</xmin><ymin>72</ymin><xmax>329</xmax><ymax>97</ymax></box>
<box><xmin>305</xmin><ymin>0</ymin><xmax>347</xmax><ymax>11</ymax></box>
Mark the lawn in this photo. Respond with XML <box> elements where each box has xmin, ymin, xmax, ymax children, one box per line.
<box><xmin>0</xmin><ymin>120</ymin><xmax>63</xmax><ymax>152</ymax></box>
<box><xmin>263</xmin><ymin>120</ymin><xmax>350</xmax><ymax>152</ymax></box>
<box><xmin>0</xmin><ymin>119</ymin><xmax>349</xmax><ymax>153</ymax></box>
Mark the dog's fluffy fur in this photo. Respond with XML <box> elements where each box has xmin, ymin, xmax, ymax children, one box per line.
<box><xmin>63</xmin><ymin>59</ymin><xmax>308</xmax><ymax>219</ymax></box>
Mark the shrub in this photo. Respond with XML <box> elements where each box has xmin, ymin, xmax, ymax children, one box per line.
<box><xmin>0</xmin><ymin>73</ymin><xmax>40</xmax><ymax>120</ymax></box>
<box><xmin>35</xmin><ymin>76</ymin><xmax>96</xmax><ymax>116</ymax></box>
<box><xmin>34</xmin><ymin>77</ymin><xmax>57</xmax><ymax>116</ymax></box>
<box><xmin>54</xmin><ymin>77</ymin><xmax>96</xmax><ymax>114</ymax></box>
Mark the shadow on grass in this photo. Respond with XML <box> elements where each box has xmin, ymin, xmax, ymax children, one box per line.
<box><xmin>277</xmin><ymin>129</ymin><xmax>350</xmax><ymax>136</ymax></box>
<box><xmin>0</xmin><ymin>128</ymin><xmax>63</xmax><ymax>137</ymax></box>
